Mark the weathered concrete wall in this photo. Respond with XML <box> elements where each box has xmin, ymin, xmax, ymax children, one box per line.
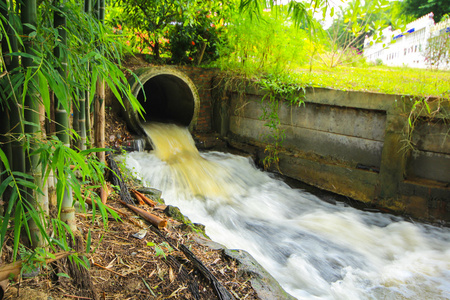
<box><xmin>120</xmin><ymin>63</ymin><xmax>449</xmax><ymax>222</ymax></box>
<box><xmin>212</xmin><ymin>80</ymin><xmax>450</xmax><ymax>223</ymax></box>
<box><xmin>173</xmin><ymin>66</ymin><xmax>219</xmax><ymax>132</ymax></box>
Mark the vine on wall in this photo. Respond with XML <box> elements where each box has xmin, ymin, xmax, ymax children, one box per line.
<box><xmin>400</xmin><ymin>96</ymin><xmax>449</xmax><ymax>156</ymax></box>
<box><xmin>257</xmin><ymin>74</ymin><xmax>306</xmax><ymax>169</ymax></box>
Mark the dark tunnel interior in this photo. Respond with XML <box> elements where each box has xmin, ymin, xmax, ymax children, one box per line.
<box><xmin>137</xmin><ymin>74</ymin><xmax>195</xmax><ymax>127</ymax></box>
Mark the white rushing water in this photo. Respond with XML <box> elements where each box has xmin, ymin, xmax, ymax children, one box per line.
<box><xmin>125</xmin><ymin>123</ymin><xmax>450</xmax><ymax>300</ymax></box>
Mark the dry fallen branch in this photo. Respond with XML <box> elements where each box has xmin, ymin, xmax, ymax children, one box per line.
<box><xmin>130</xmin><ymin>189</ymin><xmax>157</xmax><ymax>207</ymax></box>
<box><xmin>63</xmin><ymin>294</ymin><xmax>92</xmax><ymax>299</ymax></box>
<box><xmin>120</xmin><ymin>201</ymin><xmax>168</xmax><ymax>229</ymax></box>
<box><xmin>92</xmin><ymin>262</ymin><xmax>126</xmax><ymax>278</ymax></box>
<box><xmin>0</xmin><ymin>252</ymin><xmax>71</xmax><ymax>282</ymax></box>
<box><xmin>100</xmin><ymin>186</ymin><xmax>108</xmax><ymax>204</ymax></box>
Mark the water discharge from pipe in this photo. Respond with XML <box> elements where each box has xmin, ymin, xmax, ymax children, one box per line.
<box><xmin>143</xmin><ymin>122</ymin><xmax>245</xmax><ymax>200</ymax></box>
<box><xmin>126</xmin><ymin>122</ymin><xmax>450</xmax><ymax>300</ymax></box>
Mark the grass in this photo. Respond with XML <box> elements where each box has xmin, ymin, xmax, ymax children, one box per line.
<box><xmin>292</xmin><ymin>65</ymin><xmax>450</xmax><ymax>98</ymax></box>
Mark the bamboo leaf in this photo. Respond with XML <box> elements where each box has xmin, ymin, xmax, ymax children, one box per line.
<box><xmin>86</xmin><ymin>229</ymin><xmax>92</xmax><ymax>253</ymax></box>
<box><xmin>38</xmin><ymin>70</ymin><xmax>51</xmax><ymax>118</ymax></box>
<box><xmin>57</xmin><ymin>273</ymin><xmax>70</xmax><ymax>278</ymax></box>
<box><xmin>0</xmin><ymin>149</ymin><xmax>11</xmax><ymax>171</ymax></box>
<box><xmin>89</xmin><ymin>67</ymin><xmax>98</xmax><ymax>105</ymax></box>
<box><xmin>15</xmin><ymin>178</ymin><xmax>38</xmax><ymax>190</ymax></box>
<box><xmin>0</xmin><ymin>193</ymin><xmax>13</xmax><ymax>249</ymax></box>
<box><xmin>13</xmin><ymin>202</ymin><xmax>23</xmax><ymax>260</ymax></box>
<box><xmin>79</xmin><ymin>148</ymin><xmax>110</xmax><ymax>155</ymax></box>
<box><xmin>0</xmin><ymin>177</ymin><xmax>13</xmax><ymax>197</ymax></box>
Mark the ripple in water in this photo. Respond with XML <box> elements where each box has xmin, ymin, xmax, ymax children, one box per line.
<box><xmin>125</xmin><ymin>123</ymin><xmax>450</xmax><ymax>300</ymax></box>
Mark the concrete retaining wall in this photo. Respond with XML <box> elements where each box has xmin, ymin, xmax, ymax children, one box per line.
<box><xmin>120</xmin><ymin>63</ymin><xmax>449</xmax><ymax>222</ymax></box>
<box><xmin>212</xmin><ymin>80</ymin><xmax>450</xmax><ymax>223</ymax></box>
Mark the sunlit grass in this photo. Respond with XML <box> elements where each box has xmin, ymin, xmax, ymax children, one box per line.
<box><xmin>292</xmin><ymin>66</ymin><xmax>450</xmax><ymax>98</ymax></box>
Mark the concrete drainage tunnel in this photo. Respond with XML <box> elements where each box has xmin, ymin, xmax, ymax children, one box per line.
<box><xmin>124</xmin><ymin>67</ymin><xmax>200</xmax><ymax>143</ymax></box>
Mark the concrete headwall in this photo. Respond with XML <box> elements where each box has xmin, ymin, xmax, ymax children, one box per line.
<box><xmin>173</xmin><ymin>66</ymin><xmax>218</xmax><ymax>132</ymax></box>
<box><xmin>120</xmin><ymin>61</ymin><xmax>219</xmax><ymax>134</ymax></box>
<box><xmin>120</xmin><ymin>63</ymin><xmax>449</xmax><ymax>222</ymax></box>
<box><xmin>212</xmin><ymin>80</ymin><xmax>450</xmax><ymax>223</ymax></box>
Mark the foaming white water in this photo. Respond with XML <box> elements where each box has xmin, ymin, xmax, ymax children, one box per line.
<box><xmin>126</xmin><ymin>123</ymin><xmax>450</xmax><ymax>300</ymax></box>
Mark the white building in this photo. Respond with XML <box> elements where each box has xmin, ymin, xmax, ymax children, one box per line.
<box><xmin>363</xmin><ymin>13</ymin><xmax>450</xmax><ymax>69</ymax></box>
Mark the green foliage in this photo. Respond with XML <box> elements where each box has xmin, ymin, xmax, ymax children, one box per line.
<box><xmin>402</xmin><ymin>0</ymin><xmax>450</xmax><ymax>22</ymax></box>
<box><xmin>294</xmin><ymin>65</ymin><xmax>450</xmax><ymax>98</ymax></box>
<box><xmin>19</xmin><ymin>246</ymin><xmax>52</xmax><ymax>277</ymax></box>
<box><xmin>0</xmin><ymin>0</ymin><xmax>138</xmax><ymax>268</ymax></box>
<box><xmin>238</xmin><ymin>0</ymin><xmax>317</xmax><ymax>30</ymax></box>
<box><xmin>257</xmin><ymin>74</ymin><xmax>305</xmax><ymax>169</ymax></box>
<box><xmin>0</xmin><ymin>137</ymin><xmax>117</xmax><ymax>260</ymax></box>
<box><xmin>212</xmin><ymin>7</ymin><xmax>310</xmax><ymax>76</ymax></box>
<box><xmin>147</xmin><ymin>241</ymin><xmax>173</xmax><ymax>259</ymax></box>
<box><xmin>109</xmin><ymin>0</ymin><xmax>177</xmax><ymax>61</ymax></box>
<box><xmin>424</xmin><ymin>16</ymin><xmax>450</xmax><ymax>70</ymax></box>
<box><xmin>169</xmin><ymin>9</ymin><xmax>222</xmax><ymax>65</ymax></box>
<box><xmin>109</xmin><ymin>0</ymin><xmax>225</xmax><ymax>65</ymax></box>
<box><xmin>316</xmin><ymin>0</ymin><xmax>401</xmax><ymax>68</ymax></box>
<box><xmin>399</xmin><ymin>96</ymin><xmax>448</xmax><ymax>154</ymax></box>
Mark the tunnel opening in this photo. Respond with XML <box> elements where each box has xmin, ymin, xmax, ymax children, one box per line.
<box><xmin>124</xmin><ymin>67</ymin><xmax>200</xmax><ymax>136</ymax></box>
<box><xmin>137</xmin><ymin>74</ymin><xmax>195</xmax><ymax>126</ymax></box>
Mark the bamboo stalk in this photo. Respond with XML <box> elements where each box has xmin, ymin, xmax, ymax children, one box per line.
<box><xmin>94</xmin><ymin>79</ymin><xmax>105</xmax><ymax>163</ymax></box>
<box><xmin>0</xmin><ymin>2</ymin><xmax>13</xmax><ymax>170</ymax></box>
<box><xmin>84</xmin><ymin>0</ymin><xmax>92</xmax><ymax>149</ymax></box>
<box><xmin>53</xmin><ymin>0</ymin><xmax>75</xmax><ymax>232</ymax></box>
<box><xmin>94</xmin><ymin>0</ymin><xmax>105</xmax><ymax>163</ymax></box>
<box><xmin>98</xmin><ymin>0</ymin><xmax>104</xmax><ymax>25</ymax></box>
<box><xmin>130</xmin><ymin>190</ymin><xmax>145</xmax><ymax>205</ymax></box>
<box><xmin>22</xmin><ymin>0</ymin><xmax>45</xmax><ymax>248</ymax></box>
<box><xmin>2</xmin><ymin>0</ymin><xmax>24</xmax><ymax>174</ymax></box>
<box><xmin>79</xmin><ymin>89</ymin><xmax>87</xmax><ymax>150</ymax></box>
<box><xmin>9</xmin><ymin>101</ymin><xmax>25</xmax><ymax>173</ymax></box>
<box><xmin>84</xmin><ymin>0</ymin><xmax>91</xmax><ymax>14</ymax></box>
<box><xmin>85</xmin><ymin>91</ymin><xmax>92</xmax><ymax>148</ymax></box>
<box><xmin>131</xmin><ymin>189</ymin><xmax>157</xmax><ymax>207</ymax></box>
<box><xmin>120</xmin><ymin>201</ymin><xmax>167</xmax><ymax>229</ymax></box>
<box><xmin>72</xmin><ymin>89</ymin><xmax>80</xmax><ymax>149</ymax></box>
<box><xmin>54</xmin><ymin>0</ymin><xmax>69</xmax><ymax>147</ymax></box>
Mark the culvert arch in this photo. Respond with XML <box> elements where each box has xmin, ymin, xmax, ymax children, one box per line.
<box><xmin>124</xmin><ymin>67</ymin><xmax>200</xmax><ymax>135</ymax></box>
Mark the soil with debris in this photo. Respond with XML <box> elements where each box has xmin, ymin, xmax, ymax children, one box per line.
<box><xmin>1</xmin><ymin>109</ymin><xmax>260</xmax><ymax>300</ymax></box>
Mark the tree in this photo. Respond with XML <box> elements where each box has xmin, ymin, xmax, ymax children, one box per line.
<box><xmin>111</xmin><ymin>0</ymin><xmax>226</xmax><ymax>64</ymax></box>
<box><xmin>0</xmin><ymin>0</ymin><xmax>142</xmax><ymax>264</ymax></box>
<box><xmin>214</xmin><ymin>6</ymin><xmax>310</xmax><ymax>74</ymax></box>
<box><xmin>402</xmin><ymin>0</ymin><xmax>450</xmax><ymax>22</ymax></box>
<box><xmin>315</xmin><ymin>0</ymin><xmax>402</xmax><ymax>67</ymax></box>
<box><xmin>424</xmin><ymin>17</ymin><xmax>450</xmax><ymax>69</ymax></box>
<box><xmin>113</xmin><ymin>0</ymin><xmax>179</xmax><ymax>61</ymax></box>
<box><xmin>169</xmin><ymin>6</ymin><xmax>223</xmax><ymax>65</ymax></box>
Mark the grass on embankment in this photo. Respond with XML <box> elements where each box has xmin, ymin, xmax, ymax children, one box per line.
<box><xmin>293</xmin><ymin>66</ymin><xmax>450</xmax><ymax>98</ymax></box>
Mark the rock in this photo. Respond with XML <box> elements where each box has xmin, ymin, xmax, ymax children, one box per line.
<box><xmin>223</xmin><ymin>249</ymin><xmax>297</xmax><ymax>300</ymax></box>
<box><xmin>137</xmin><ymin>187</ymin><xmax>162</xmax><ymax>201</ymax></box>
<box><xmin>163</xmin><ymin>205</ymin><xmax>188</xmax><ymax>223</ymax></box>
<box><xmin>74</xmin><ymin>201</ymin><xmax>89</xmax><ymax>213</ymax></box>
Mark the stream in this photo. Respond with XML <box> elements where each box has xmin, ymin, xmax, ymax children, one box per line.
<box><xmin>124</xmin><ymin>122</ymin><xmax>450</xmax><ymax>300</ymax></box>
